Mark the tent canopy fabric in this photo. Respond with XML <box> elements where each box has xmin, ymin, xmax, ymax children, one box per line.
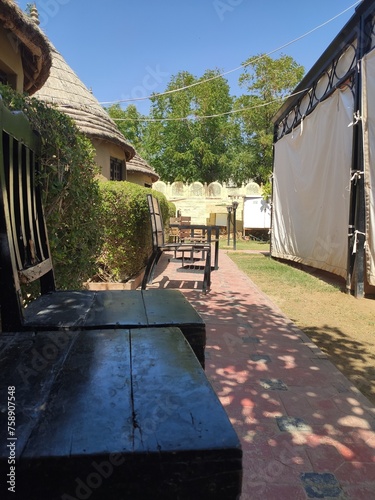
<box><xmin>272</xmin><ymin>88</ymin><xmax>354</xmax><ymax>279</ymax></box>
<box><xmin>362</xmin><ymin>48</ymin><xmax>375</xmax><ymax>286</ymax></box>
<box><xmin>271</xmin><ymin>0</ymin><xmax>375</xmax><ymax>295</ymax></box>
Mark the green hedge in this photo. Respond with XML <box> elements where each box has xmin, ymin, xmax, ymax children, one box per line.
<box><xmin>0</xmin><ymin>84</ymin><xmax>175</xmax><ymax>288</ymax></box>
<box><xmin>97</xmin><ymin>182</ymin><xmax>174</xmax><ymax>282</ymax></box>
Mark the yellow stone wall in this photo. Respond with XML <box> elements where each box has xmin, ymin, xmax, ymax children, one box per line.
<box><xmin>152</xmin><ymin>180</ymin><xmax>264</xmax><ymax>230</ymax></box>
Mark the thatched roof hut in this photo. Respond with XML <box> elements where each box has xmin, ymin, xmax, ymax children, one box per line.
<box><xmin>127</xmin><ymin>153</ymin><xmax>159</xmax><ymax>185</ymax></box>
<box><xmin>34</xmin><ymin>42</ymin><xmax>135</xmax><ymax>161</ymax></box>
<box><xmin>0</xmin><ymin>0</ymin><xmax>51</xmax><ymax>93</ymax></box>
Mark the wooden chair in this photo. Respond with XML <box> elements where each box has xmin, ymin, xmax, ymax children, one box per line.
<box><xmin>178</xmin><ymin>215</ymin><xmax>191</xmax><ymax>241</ymax></box>
<box><xmin>0</xmin><ymin>101</ymin><xmax>207</xmax><ymax>364</ymax></box>
<box><xmin>169</xmin><ymin>217</ymin><xmax>180</xmax><ymax>242</ymax></box>
<box><xmin>141</xmin><ymin>195</ymin><xmax>211</xmax><ymax>293</ymax></box>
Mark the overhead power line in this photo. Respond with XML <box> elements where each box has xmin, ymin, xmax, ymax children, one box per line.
<box><xmin>111</xmin><ymin>88</ymin><xmax>308</xmax><ymax>122</ymax></box>
<box><xmin>100</xmin><ymin>1</ymin><xmax>361</xmax><ymax>107</ymax></box>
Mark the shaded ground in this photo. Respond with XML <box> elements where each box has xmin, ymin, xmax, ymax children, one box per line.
<box><xmin>228</xmin><ymin>251</ymin><xmax>375</xmax><ymax>406</ymax></box>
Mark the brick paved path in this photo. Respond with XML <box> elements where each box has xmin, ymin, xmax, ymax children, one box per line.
<box><xmin>145</xmin><ymin>250</ymin><xmax>375</xmax><ymax>499</ymax></box>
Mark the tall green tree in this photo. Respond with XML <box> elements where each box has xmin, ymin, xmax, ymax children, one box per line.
<box><xmin>235</xmin><ymin>54</ymin><xmax>304</xmax><ymax>184</ymax></box>
<box><xmin>144</xmin><ymin>70</ymin><xmax>237</xmax><ymax>183</ymax></box>
<box><xmin>107</xmin><ymin>103</ymin><xmax>146</xmax><ymax>154</ymax></box>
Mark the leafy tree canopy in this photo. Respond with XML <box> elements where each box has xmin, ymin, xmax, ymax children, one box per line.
<box><xmin>143</xmin><ymin>70</ymin><xmax>236</xmax><ymax>184</ymax></box>
<box><xmin>107</xmin><ymin>54</ymin><xmax>305</xmax><ymax>187</ymax></box>
<box><xmin>107</xmin><ymin>103</ymin><xmax>146</xmax><ymax>154</ymax></box>
<box><xmin>234</xmin><ymin>54</ymin><xmax>305</xmax><ymax>184</ymax></box>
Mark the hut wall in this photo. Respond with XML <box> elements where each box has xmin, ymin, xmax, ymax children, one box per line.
<box><xmin>127</xmin><ymin>171</ymin><xmax>153</xmax><ymax>187</ymax></box>
<box><xmin>92</xmin><ymin>139</ymin><xmax>127</xmax><ymax>180</ymax></box>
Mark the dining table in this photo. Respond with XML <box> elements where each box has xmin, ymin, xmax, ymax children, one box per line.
<box><xmin>169</xmin><ymin>223</ymin><xmax>221</xmax><ymax>270</ymax></box>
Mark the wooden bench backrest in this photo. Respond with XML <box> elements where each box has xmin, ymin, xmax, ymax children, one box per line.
<box><xmin>147</xmin><ymin>194</ymin><xmax>166</xmax><ymax>249</ymax></box>
<box><xmin>0</xmin><ymin>100</ymin><xmax>55</xmax><ymax>327</ymax></box>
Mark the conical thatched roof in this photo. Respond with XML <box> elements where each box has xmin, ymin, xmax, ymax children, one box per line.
<box><xmin>35</xmin><ymin>43</ymin><xmax>135</xmax><ymax>160</ymax></box>
<box><xmin>0</xmin><ymin>0</ymin><xmax>51</xmax><ymax>93</ymax></box>
<box><xmin>127</xmin><ymin>153</ymin><xmax>159</xmax><ymax>183</ymax></box>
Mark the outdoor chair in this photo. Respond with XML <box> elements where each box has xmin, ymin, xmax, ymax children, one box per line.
<box><xmin>0</xmin><ymin>101</ymin><xmax>207</xmax><ymax>364</ymax></box>
<box><xmin>169</xmin><ymin>216</ymin><xmax>180</xmax><ymax>242</ymax></box>
<box><xmin>141</xmin><ymin>194</ymin><xmax>212</xmax><ymax>293</ymax></box>
<box><xmin>178</xmin><ymin>215</ymin><xmax>191</xmax><ymax>241</ymax></box>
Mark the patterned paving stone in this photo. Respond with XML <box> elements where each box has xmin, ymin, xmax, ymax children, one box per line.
<box><xmin>242</xmin><ymin>335</ymin><xmax>260</xmax><ymax>344</ymax></box>
<box><xmin>300</xmin><ymin>472</ymin><xmax>344</xmax><ymax>498</ymax></box>
<box><xmin>249</xmin><ymin>354</ymin><xmax>272</xmax><ymax>363</ymax></box>
<box><xmin>260</xmin><ymin>378</ymin><xmax>289</xmax><ymax>391</ymax></box>
<box><xmin>277</xmin><ymin>416</ymin><xmax>312</xmax><ymax>433</ymax></box>
<box><xmin>146</xmin><ymin>250</ymin><xmax>375</xmax><ymax>500</ymax></box>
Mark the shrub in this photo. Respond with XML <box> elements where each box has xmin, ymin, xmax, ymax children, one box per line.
<box><xmin>97</xmin><ymin>181</ymin><xmax>173</xmax><ymax>282</ymax></box>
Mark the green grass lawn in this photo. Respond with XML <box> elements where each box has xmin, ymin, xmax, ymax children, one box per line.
<box><xmin>229</xmin><ymin>252</ymin><xmax>340</xmax><ymax>293</ymax></box>
<box><xmin>219</xmin><ymin>238</ymin><xmax>270</xmax><ymax>252</ymax></box>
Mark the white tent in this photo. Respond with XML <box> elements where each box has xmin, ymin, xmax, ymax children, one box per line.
<box><xmin>272</xmin><ymin>0</ymin><xmax>375</xmax><ymax>297</ymax></box>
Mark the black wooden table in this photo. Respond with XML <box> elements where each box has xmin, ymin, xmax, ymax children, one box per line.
<box><xmin>170</xmin><ymin>224</ymin><xmax>221</xmax><ymax>270</ymax></box>
<box><xmin>0</xmin><ymin>327</ymin><xmax>242</xmax><ymax>499</ymax></box>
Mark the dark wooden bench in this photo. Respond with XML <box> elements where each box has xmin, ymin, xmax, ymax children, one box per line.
<box><xmin>142</xmin><ymin>194</ymin><xmax>212</xmax><ymax>293</ymax></box>
<box><xmin>0</xmin><ymin>102</ymin><xmax>205</xmax><ymax>366</ymax></box>
<box><xmin>0</xmin><ymin>327</ymin><xmax>242</xmax><ymax>499</ymax></box>
<box><xmin>0</xmin><ymin>100</ymin><xmax>242</xmax><ymax>497</ymax></box>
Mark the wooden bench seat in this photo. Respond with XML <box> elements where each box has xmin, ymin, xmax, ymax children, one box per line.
<box><xmin>0</xmin><ymin>327</ymin><xmax>242</xmax><ymax>499</ymax></box>
<box><xmin>0</xmin><ymin>103</ymin><xmax>206</xmax><ymax>365</ymax></box>
<box><xmin>20</xmin><ymin>288</ymin><xmax>206</xmax><ymax>367</ymax></box>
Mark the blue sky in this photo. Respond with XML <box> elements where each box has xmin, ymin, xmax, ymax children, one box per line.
<box><xmin>17</xmin><ymin>0</ymin><xmax>360</xmax><ymax>114</ymax></box>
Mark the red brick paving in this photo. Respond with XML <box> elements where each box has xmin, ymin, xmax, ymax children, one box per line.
<box><xmin>144</xmin><ymin>250</ymin><xmax>375</xmax><ymax>499</ymax></box>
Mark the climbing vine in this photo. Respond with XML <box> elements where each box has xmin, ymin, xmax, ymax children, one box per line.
<box><xmin>0</xmin><ymin>84</ymin><xmax>103</xmax><ymax>289</ymax></box>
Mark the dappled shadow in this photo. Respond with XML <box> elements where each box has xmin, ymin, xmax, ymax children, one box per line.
<box><xmin>144</xmin><ymin>251</ymin><xmax>210</xmax><ymax>293</ymax></box>
<box><xmin>181</xmin><ymin>286</ymin><xmax>375</xmax><ymax>498</ymax></box>
<box><xmin>300</xmin><ymin>324</ymin><xmax>375</xmax><ymax>405</ymax></box>
<box><xmin>147</xmin><ymin>251</ymin><xmax>375</xmax><ymax>497</ymax></box>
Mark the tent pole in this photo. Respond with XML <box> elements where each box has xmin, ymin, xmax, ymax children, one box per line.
<box><xmin>347</xmin><ymin>13</ymin><xmax>369</xmax><ymax>299</ymax></box>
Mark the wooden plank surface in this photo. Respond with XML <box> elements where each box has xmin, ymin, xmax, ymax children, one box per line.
<box><xmin>131</xmin><ymin>328</ymin><xmax>238</xmax><ymax>452</ymax></box>
<box><xmin>142</xmin><ymin>289</ymin><xmax>204</xmax><ymax>326</ymax></box>
<box><xmin>0</xmin><ymin>327</ymin><xmax>241</xmax><ymax>499</ymax></box>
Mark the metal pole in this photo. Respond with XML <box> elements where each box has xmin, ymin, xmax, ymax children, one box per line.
<box><xmin>232</xmin><ymin>201</ymin><xmax>238</xmax><ymax>250</ymax></box>
<box><xmin>227</xmin><ymin>206</ymin><xmax>232</xmax><ymax>246</ymax></box>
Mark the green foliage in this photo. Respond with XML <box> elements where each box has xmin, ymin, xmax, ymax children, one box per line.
<box><xmin>124</xmin><ymin>55</ymin><xmax>304</xmax><ymax>187</ymax></box>
<box><xmin>97</xmin><ymin>182</ymin><xmax>172</xmax><ymax>281</ymax></box>
<box><xmin>234</xmin><ymin>54</ymin><xmax>305</xmax><ymax>183</ymax></box>
<box><xmin>144</xmin><ymin>70</ymin><xmax>236</xmax><ymax>184</ymax></box>
<box><xmin>106</xmin><ymin>104</ymin><xmax>146</xmax><ymax>154</ymax></box>
<box><xmin>0</xmin><ymin>84</ymin><xmax>103</xmax><ymax>289</ymax></box>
